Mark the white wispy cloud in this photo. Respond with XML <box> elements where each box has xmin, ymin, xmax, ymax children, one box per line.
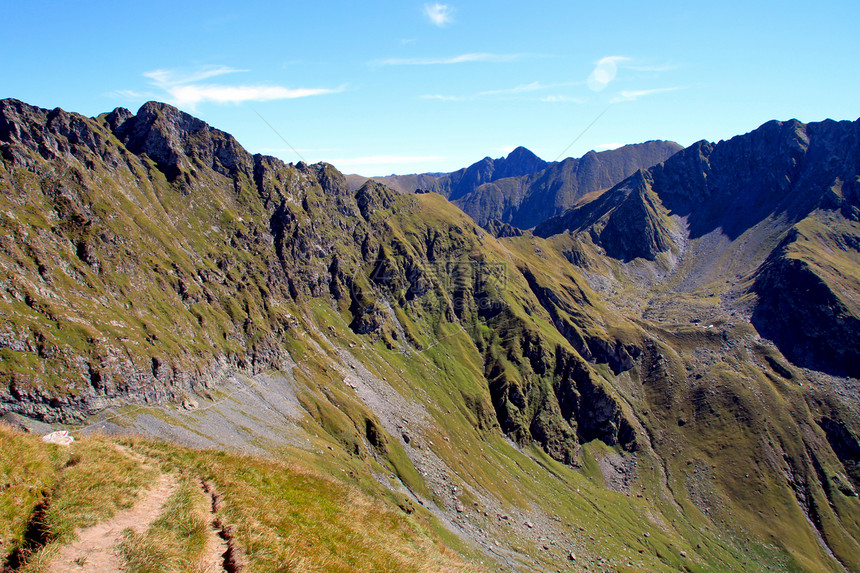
<box><xmin>611</xmin><ymin>87</ymin><xmax>680</xmax><ymax>103</ymax></box>
<box><xmin>372</xmin><ymin>52</ymin><xmax>523</xmax><ymax>66</ymax></box>
<box><xmin>168</xmin><ymin>84</ymin><xmax>343</xmax><ymax>107</ymax></box>
<box><xmin>477</xmin><ymin>81</ymin><xmax>545</xmax><ymax>97</ymax></box>
<box><xmin>540</xmin><ymin>95</ymin><xmax>585</xmax><ymax>103</ymax></box>
<box><xmin>422</xmin><ymin>80</ymin><xmax>582</xmax><ymax>102</ymax></box>
<box><xmin>420</xmin><ymin>94</ymin><xmax>467</xmax><ymax>101</ymax></box>
<box><xmin>134</xmin><ymin>65</ymin><xmax>343</xmax><ymax>108</ymax></box>
<box><xmin>142</xmin><ymin>66</ymin><xmax>246</xmax><ymax>86</ymax></box>
<box><xmin>587</xmin><ymin>56</ymin><xmax>630</xmax><ymax>92</ymax></box>
<box><xmin>110</xmin><ymin>89</ymin><xmax>157</xmax><ymax>100</ymax></box>
<box><xmin>424</xmin><ymin>3</ymin><xmax>453</xmax><ymax>26</ymax></box>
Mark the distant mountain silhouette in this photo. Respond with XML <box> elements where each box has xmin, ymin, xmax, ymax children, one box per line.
<box><xmin>357</xmin><ymin>141</ymin><xmax>682</xmax><ymax>229</ymax></box>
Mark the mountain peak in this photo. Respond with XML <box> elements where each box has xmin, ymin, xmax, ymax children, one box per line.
<box><xmin>462</xmin><ymin>140</ymin><xmax>682</xmax><ymax>228</ymax></box>
<box><xmin>3</xmin><ymin>99</ymin><xmax>860</xmax><ymax>572</ymax></box>
<box><xmin>494</xmin><ymin>145</ymin><xmax>548</xmax><ymax>179</ymax></box>
<box><xmin>505</xmin><ymin>145</ymin><xmax>541</xmax><ymax>162</ymax></box>
<box><xmin>112</xmin><ymin>101</ymin><xmax>251</xmax><ymax>181</ymax></box>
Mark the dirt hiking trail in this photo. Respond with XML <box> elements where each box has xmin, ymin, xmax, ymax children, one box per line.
<box><xmin>48</xmin><ymin>474</ymin><xmax>177</xmax><ymax>573</ymax></box>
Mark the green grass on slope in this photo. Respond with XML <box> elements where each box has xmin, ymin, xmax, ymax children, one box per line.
<box><xmin>300</xmin><ymin>296</ymin><xmax>806</xmax><ymax>573</ymax></box>
<box><xmin>123</xmin><ymin>438</ymin><xmax>485</xmax><ymax>573</ymax></box>
<box><xmin>0</xmin><ymin>425</ymin><xmax>158</xmax><ymax>571</ymax></box>
<box><xmin>118</xmin><ymin>475</ymin><xmax>211</xmax><ymax>573</ymax></box>
<box><xmin>0</xmin><ymin>424</ymin><xmax>484</xmax><ymax>573</ymax></box>
<box><xmin>0</xmin><ymin>426</ymin><xmax>58</xmax><ymax>563</ymax></box>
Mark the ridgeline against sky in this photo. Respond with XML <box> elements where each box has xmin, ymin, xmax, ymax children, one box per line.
<box><xmin>2</xmin><ymin>1</ymin><xmax>858</xmax><ymax>175</ymax></box>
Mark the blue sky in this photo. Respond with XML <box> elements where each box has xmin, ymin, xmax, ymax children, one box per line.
<box><xmin>3</xmin><ymin>1</ymin><xmax>858</xmax><ymax>175</ymax></box>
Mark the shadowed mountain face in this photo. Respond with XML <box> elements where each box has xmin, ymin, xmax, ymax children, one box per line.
<box><xmin>650</xmin><ymin>119</ymin><xmax>859</xmax><ymax>239</ymax></box>
<box><xmin>362</xmin><ymin>141</ymin><xmax>682</xmax><ymax>229</ymax></box>
<box><xmin>535</xmin><ymin>118</ymin><xmax>860</xmax><ymax>377</ymax></box>
<box><xmin>2</xmin><ymin>100</ymin><xmax>860</xmax><ymax>573</ymax></box>
<box><xmin>462</xmin><ymin>141</ymin><xmax>683</xmax><ymax>229</ymax></box>
<box><xmin>437</xmin><ymin>146</ymin><xmax>550</xmax><ymax>201</ymax></box>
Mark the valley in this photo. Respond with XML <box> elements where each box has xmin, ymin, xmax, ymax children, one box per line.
<box><xmin>0</xmin><ymin>99</ymin><xmax>858</xmax><ymax>572</ymax></box>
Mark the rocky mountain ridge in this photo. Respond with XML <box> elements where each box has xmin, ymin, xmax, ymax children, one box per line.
<box><xmin>358</xmin><ymin>140</ymin><xmax>682</xmax><ymax>229</ymax></box>
<box><xmin>1</xmin><ymin>99</ymin><xmax>859</xmax><ymax>572</ymax></box>
<box><xmin>535</xmin><ymin>117</ymin><xmax>860</xmax><ymax>377</ymax></box>
<box><xmin>0</xmin><ymin>98</ymin><xmax>638</xmax><ymax>458</ymax></box>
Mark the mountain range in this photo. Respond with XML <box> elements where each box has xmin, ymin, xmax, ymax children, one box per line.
<box><xmin>353</xmin><ymin>140</ymin><xmax>681</xmax><ymax>229</ymax></box>
<box><xmin>0</xmin><ymin>98</ymin><xmax>858</xmax><ymax>572</ymax></box>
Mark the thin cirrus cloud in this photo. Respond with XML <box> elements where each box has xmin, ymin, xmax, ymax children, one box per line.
<box><xmin>142</xmin><ymin>66</ymin><xmax>245</xmax><ymax>86</ymax></box>
<box><xmin>420</xmin><ymin>94</ymin><xmax>468</xmax><ymax>101</ymax></box>
<box><xmin>135</xmin><ymin>65</ymin><xmax>343</xmax><ymax>108</ymax></box>
<box><xmin>540</xmin><ymin>95</ymin><xmax>586</xmax><ymax>103</ymax></box>
<box><xmin>477</xmin><ymin>81</ymin><xmax>546</xmax><ymax>97</ymax></box>
<box><xmin>423</xmin><ymin>3</ymin><xmax>453</xmax><ymax>26</ymax></box>
<box><xmin>477</xmin><ymin>81</ymin><xmax>586</xmax><ymax>98</ymax></box>
<box><xmin>422</xmin><ymin>81</ymin><xmax>582</xmax><ymax>102</ymax></box>
<box><xmin>611</xmin><ymin>87</ymin><xmax>681</xmax><ymax>103</ymax></box>
<box><xmin>167</xmin><ymin>85</ymin><xmax>343</xmax><ymax>107</ymax></box>
<box><xmin>372</xmin><ymin>52</ymin><xmax>524</xmax><ymax>66</ymax></box>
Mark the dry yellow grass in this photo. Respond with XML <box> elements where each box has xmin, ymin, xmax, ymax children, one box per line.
<box><xmin>1</xmin><ymin>427</ymin><xmax>484</xmax><ymax>573</ymax></box>
<box><xmin>130</xmin><ymin>439</ymin><xmax>484</xmax><ymax>573</ymax></box>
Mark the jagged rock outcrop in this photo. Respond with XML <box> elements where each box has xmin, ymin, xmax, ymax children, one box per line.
<box><xmin>536</xmin><ymin>118</ymin><xmax>860</xmax><ymax>374</ymax></box>
<box><xmin>0</xmin><ymin>99</ymin><xmax>638</xmax><ymax>465</ymax></box>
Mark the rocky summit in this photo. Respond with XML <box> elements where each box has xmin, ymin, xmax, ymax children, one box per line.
<box><xmin>1</xmin><ymin>99</ymin><xmax>859</xmax><ymax>572</ymax></box>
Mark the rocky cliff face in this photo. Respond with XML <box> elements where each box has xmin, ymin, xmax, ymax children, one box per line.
<box><xmin>649</xmin><ymin>119</ymin><xmax>858</xmax><ymax>239</ymax></box>
<box><xmin>0</xmin><ymin>99</ymin><xmax>638</xmax><ymax>466</ymax></box>
<box><xmin>536</xmin><ymin>118</ymin><xmax>860</xmax><ymax>376</ymax></box>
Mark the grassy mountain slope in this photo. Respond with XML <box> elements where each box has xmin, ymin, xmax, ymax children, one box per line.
<box><xmin>0</xmin><ymin>424</ymin><xmax>482</xmax><ymax>572</ymax></box>
<box><xmin>532</xmin><ymin>117</ymin><xmax>860</xmax><ymax>570</ymax></box>
<box><xmin>1</xmin><ymin>100</ymin><xmax>859</xmax><ymax>572</ymax></box>
<box><xmin>535</xmin><ymin>118</ymin><xmax>860</xmax><ymax>378</ymax></box>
